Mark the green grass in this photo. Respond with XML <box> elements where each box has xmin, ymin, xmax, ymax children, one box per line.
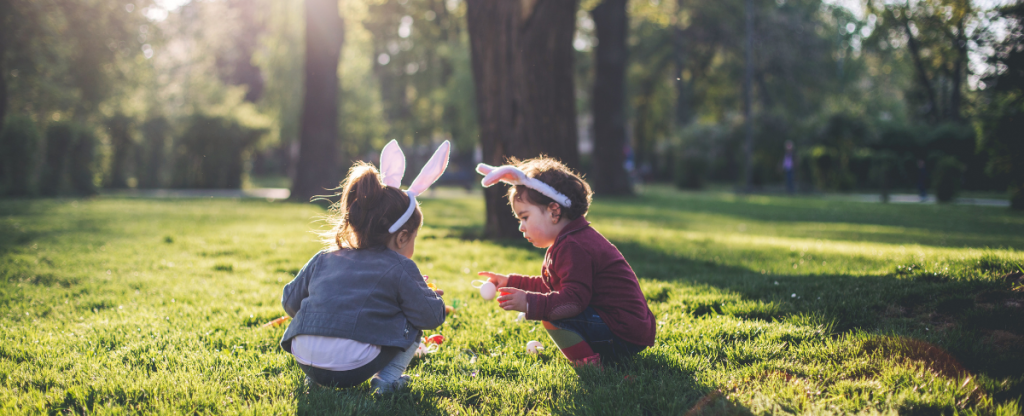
<box><xmin>1</xmin><ymin>186</ymin><xmax>1023</xmax><ymax>415</ymax></box>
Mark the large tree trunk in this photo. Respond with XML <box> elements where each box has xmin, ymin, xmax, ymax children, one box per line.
<box><xmin>0</xmin><ymin>0</ymin><xmax>8</xmax><ymax>127</ymax></box>
<box><xmin>292</xmin><ymin>0</ymin><xmax>344</xmax><ymax>202</ymax></box>
<box><xmin>742</xmin><ymin>0</ymin><xmax>756</xmax><ymax>191</ymax></box>
<box><xmin>466</xmin><ymin>0</ymin><xmax>580</xmax><ymax>239</ymax></box>
<box><xmin>591</xmin><ymin>0</ymin><xmax>632</xmax><ymax>196</ymax></box>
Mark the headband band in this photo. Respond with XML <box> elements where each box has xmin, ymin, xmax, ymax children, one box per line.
<box><xmin>379</xmin><ymin>140</ymin><xmax>451</xmax><ymax>234</ymax></box>
<box><xmin>475</xmin><ymin>164</ymin><xmax>572</xmax><ymax>208</ymax></box>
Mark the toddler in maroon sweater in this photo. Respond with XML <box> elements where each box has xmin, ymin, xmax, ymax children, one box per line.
<box><xmin>476</xmin><ymin>157</ymin><xmax>656</xmax><ymax>366</ymax></box>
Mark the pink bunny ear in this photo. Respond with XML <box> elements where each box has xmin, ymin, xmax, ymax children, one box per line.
<box><xmin>379</xmin><ymin>140</ymin><xmax>406</xmax><ymax>188</ymax></box>
<box><xmin>407</xmin><ymin>141</ymin><xmax>451</xmax><ymax>196</ymax></box>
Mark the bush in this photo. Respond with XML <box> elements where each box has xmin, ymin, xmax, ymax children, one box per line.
<box><xmin>805</xmin><ymin>146</ymin><xmax>855</xmax><ymax>191</ymax></box>
<box><xmin>138</xmin><ymin>117</ymin><xmax>171</xmax><ymax>189</ymax></box>
<box><xmin>870</xmin><ymin>150</ymin><xmax>899</xmax><ymax>202</ymax></box>
<box><xmin>0</xmin><ymin>115</ymin><xmax>41</xmax><ymax>196</ymax></box>
<box><xmin>933</xmin><ymin>156</ymin><xmax>965</xmax><ymax>203</ymax></box>
<box><xmin>68</xmin><ymin>127</ymin><xmax>98</xmax><ymax>196</ymax></box>
<box><xmin>105</xmin><ymin>114</ymin><xmax>136</xmax><ymax>189</ymax></box>
<box><xmin>674</xmin><ymin>151</ymin><xmax>710</xmax><ymax>190</ymax></box>
<box><xmin>172</xmin><ymin>114</ymin><xmax>265</xmax><ymax>189</ymax></box>
<box><xmin>40</xmin><ymin>121</ymin><xmax>78</xmax><ymax>196</ymax></box>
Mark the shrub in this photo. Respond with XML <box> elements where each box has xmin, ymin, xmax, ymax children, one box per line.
<box><xmin>68</xmin><ymin>127</ymin><xmax>98</xmax><ymax>196</ymax></box>
<box><xmin>172</xmin><ymin>114</ymin><xmax>265</xmax><ymax>189</ymax></box>
<box><xmin>933</xmin><ymin>156</ymin><xmax>965</xmax><ymax>203</ymax></box>
<box><xmin>0</xmin><ymin>115</ymin><xmax>41</xmax><ymax>196</ymax></box>
<box><xmin>104</xmin><ymin>114</ymin><xmax>136</xmax><ymax>189</ymax></box>
<box><xmin>674</xmin><ymin>151</ymin><xmax>710</xmax><ymax>190</ymax></box>
<box><xmin>805</xmin><ymin>146</ymin><xmax>855</xmax><ymax>191</ymax></box>
<box><xmin>138</xmin><ymin>117</ymin><xmax>171</xmax><ymax>189</ymax></box>
<box><xmin>40</xmin><ymin>121</ymin><xmax>78</xmax><ymax>196</ymax></box>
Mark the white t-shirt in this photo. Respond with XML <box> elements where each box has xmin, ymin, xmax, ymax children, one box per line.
<box><xmin>290</xmin><ymin>335</ymin><xmax>381</xmax><ymax>371</ymax></box>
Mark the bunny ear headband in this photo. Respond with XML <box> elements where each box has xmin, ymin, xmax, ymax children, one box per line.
<box><xmin>475</xmin><ymin>163</ymin><xmax>572</xmax><ymax>207</ymax></box>
<box><xmin>380</xmin><ymin>139</ymin><xmax>451</xmax><ymax>233</ymax></box>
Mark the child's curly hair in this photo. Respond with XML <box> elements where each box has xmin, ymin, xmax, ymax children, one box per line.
<box><xmin>505</xmin><ymin>156</ymin><xmax>593</xmax><ymax>221</ymax></box>
<box><xmin>321</xmin><ymin>162</ymin><xmax>422</xmax><ymax>250</ymax></box>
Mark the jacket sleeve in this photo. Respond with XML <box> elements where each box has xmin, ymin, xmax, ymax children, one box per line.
<box><xmin>395</xmin><ymin>263</ymin><xmax>447</xmax><ymax>330</ymax></box>
<box><xmin>507</xmin><ymin>273</ymin><xmax>551</xmax><ymax>293</ymax></box>
<box><xmin>525</xmin><ymin>242</ymin><xmax>593</xmax><ymax>321</ymax></box>
<box><xmin>281</xmin><ymin>252</ymin><xmax>321</xmax><ymax>318</ymax></box>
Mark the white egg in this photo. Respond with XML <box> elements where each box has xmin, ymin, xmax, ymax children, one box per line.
<box><xmin>479</xmin><ymin>281</ymin><xmax>496</xmax><ymax>300</ymax></box>
<box><xmin>515</xmin><ymin>312</ymin><xmax>526</xmax><ymax>322</ymax></box>
<box><xmin>526</xmin><ymin>340</ymin><xmax>544</xmax><ymax>354</ymax></box>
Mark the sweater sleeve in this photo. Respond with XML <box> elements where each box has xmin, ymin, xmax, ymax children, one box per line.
<box><xmin>525</xmin><ymin>242</ymin><xmax>593</xmax><ymax>321</ymax></box>
<box><xmin>281</xmin><ymin>251</ymin><xmax>321</xmax><ymax>318</ymax></box>
<box><xmin>395</xmin><ymin>263</ymin><xmax>447</xmax><ymax>331</ymax></box>
<box><xmin>506</xmin><ymin>273</ymin><xmax>551</xmax><ymax>293</ymax></box>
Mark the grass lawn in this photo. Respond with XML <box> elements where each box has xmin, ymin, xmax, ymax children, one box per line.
<box><xmin>1</xmin><ymin>186</ymin><xmax>1023</xmax><ymax>415</ymax></box>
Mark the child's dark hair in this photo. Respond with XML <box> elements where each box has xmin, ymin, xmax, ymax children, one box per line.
<box><xmin>506</xmin><ymin>156</ymin><xmax>593</xmax><ymax>220</ymax></box>
<box><xmin>323</xmin><ymin>162</ymin><xmax>422</xmax><ymax>250</ymax></box>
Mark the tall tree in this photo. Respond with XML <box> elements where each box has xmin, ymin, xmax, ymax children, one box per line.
<box><xmin>978</xmin><ymin>0</ymin><xmax>1024</xmax><ymax>209</ymax></box>
<box><xmin>292</xmin><ymin>0</ymin><xmax>344</xmax><ymax>202</ymax></box>
<box><xmin>742</xmin><ymin>0</ymin><xmax>755</xmax><ymax>190</ymax></box>
<box><xmin>466</xmin><ymin>0</ymin><xmax>581</xmax><ymax>239</ymax></box>
<box><xmin>591</xmin><ymin>0</ymin><xmax>632</xmax><ymax>195</ymax></box>
<box><xmin>868</xmin><ymin>0</ymin><xmax>976</xmax><ymax>123</ymax></box>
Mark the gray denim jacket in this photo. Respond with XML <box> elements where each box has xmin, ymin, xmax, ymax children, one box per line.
<box><xmin>279</xmin><ymin>248</ymin><xmax>445</xmax><ymax>352</ymax></box>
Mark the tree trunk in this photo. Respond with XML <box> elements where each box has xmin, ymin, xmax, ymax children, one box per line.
<box><xmin>292</xmin><ymin>0</ymin><xmax>344</xmax><ymax>202</ymax></box>
<box><xmin>591</xmin><ymin>0</ymin><xmax>632</xmax><ymax>196</ymax></box>
<box><xmin>673</xmin><ymin>0</ymin><xmax>693</xmax><ymax>127</ymax></box>
<box><xmin>0</xmin><ymin>1</ymin><xmax>8</xmax><ymax>127</ymax></box>
<box><xmin>898</xmin><ymin>12</ymin><xmax>939</xmax><ymax>122</ymax></box>
<box><xmin>466</xmin><ymin>0</ymin><xmax>580</xmax><ymax>239</ymax></box>
<box><xmin>949</xmin><ymin>15</ymin><xmax>966</xmax><ymax>121</ymax></box>
<box><xmin>742</xmin><ymin>0</ymin><xmax>755</xmax><ymax>191</ymax></box>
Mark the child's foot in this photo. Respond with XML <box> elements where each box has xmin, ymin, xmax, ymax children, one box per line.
<box><xmin>572</xmin><ymin>353</ymin><xmax>602</xmax><ymax>370</ymax></box>
<box><xmin>370</xmin><ymin>375</ymin><xmax>411</xmax><ymax>394</ymax></box>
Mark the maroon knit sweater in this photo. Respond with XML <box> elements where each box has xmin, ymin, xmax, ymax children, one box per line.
<box><xmin>506</xmin><ymin>216</ymin><xmax>657</xmax><ymax>347</ymax></box>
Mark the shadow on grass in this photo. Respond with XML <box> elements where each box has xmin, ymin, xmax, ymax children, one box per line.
<box><xmin>560</xmin><ymin>353</ymin><xmax>753</xmax><ymax>416</ymax></box>
<box><xmin>289</xmin><ymin>351</ymin><xmax>751</xmax><ymax>415</ymax></box>
<box><xmin>595</xmin><ymin>191</ymin><xmax>1024</xmax><ymax>249</ymax></box>
<box><xmin>0</xmin><ymin>198</ymin><xmax>56</xmax><ymax>255</ymax></box>
<box><xmin>613</xmin><ymin>239</ymin><xmax>1024</xmax><ymax>399</ymax></box>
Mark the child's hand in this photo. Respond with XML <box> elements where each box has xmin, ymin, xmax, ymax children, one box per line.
<box><xmin>496</xmin><ymin>287</ymin><xmax>527</xmax><ymax>313</ymax></box>
<box><xmin>477</xmin><ymin>271</ymin><xmax>508</xmax><ymax>288</ymax></box>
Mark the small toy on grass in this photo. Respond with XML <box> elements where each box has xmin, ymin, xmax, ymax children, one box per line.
<box><xmin>526</xmin><ymin>340</ymin><xmax>544</xmax><ymax>354</ymax></box>
<box><xmin>415</xmin><ymin>334</ymin><xmax>444</xmax><ymax>357</ymax></box>
<box><xmin>472</xmin><ymin>280</ymin><xmax>496</xmax><ymax>300</ymax></box>
<box><xmin>262</xmin><ymin>316</ymin><xmax>291</xmax><ymax>328</ymax></box>
<box><xmin>425</xmin><ymin>334</ymin><xmax>444</xmax><ymax>345</ymax></box>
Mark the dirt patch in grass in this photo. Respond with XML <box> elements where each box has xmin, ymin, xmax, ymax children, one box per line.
<box><xmin>862</xmin><ymin>336</ymin><xmax>966</xmax><ymax>378</ymax></box>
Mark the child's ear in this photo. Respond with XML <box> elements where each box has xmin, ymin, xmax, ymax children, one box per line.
<box><xmin>547</xmin><ymin>202</ymin><xmax>562</xmax><ymax>222</ymax></box>
<box><xmin>399</xmin><ymin>229</ymin><xmax>414</xmax><ymax>247</ymax></box>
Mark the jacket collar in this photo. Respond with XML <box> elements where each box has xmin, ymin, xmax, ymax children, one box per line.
<box><xmin>553</xmin><ymin>216</ymin><xmax>590</xmax><ymax>246</ymax></box>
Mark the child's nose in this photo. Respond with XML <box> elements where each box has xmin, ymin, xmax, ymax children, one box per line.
<box><xmin>519</xmin><ymin>222</ymin><xmax>526</xmax><ymax>233</ymax></box>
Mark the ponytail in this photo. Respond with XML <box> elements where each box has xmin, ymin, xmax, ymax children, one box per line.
<box><xmin>322</xmin><ymin>162</ymin><xmax>422</xmax><ymax>250</ymax></box>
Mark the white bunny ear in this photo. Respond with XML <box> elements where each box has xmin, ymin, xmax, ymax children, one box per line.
<box><xmin>476</xmin><ymin>163</ymin><xmax>496</xmax><ymax>176</ymax></box>
<box><xmin>480</xmin><ymin>165</ymin><xmax>528</xmax><ymax>188</ymax></box>
<box><xmin>379</xmin><ymin>140</ymin><xmax>406</xmax><ymax>188</ymax></box>
<box><xmin>407</xmin><ymin>141</ymin><xmax>451</xmax><ymax>196</ymax></box>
